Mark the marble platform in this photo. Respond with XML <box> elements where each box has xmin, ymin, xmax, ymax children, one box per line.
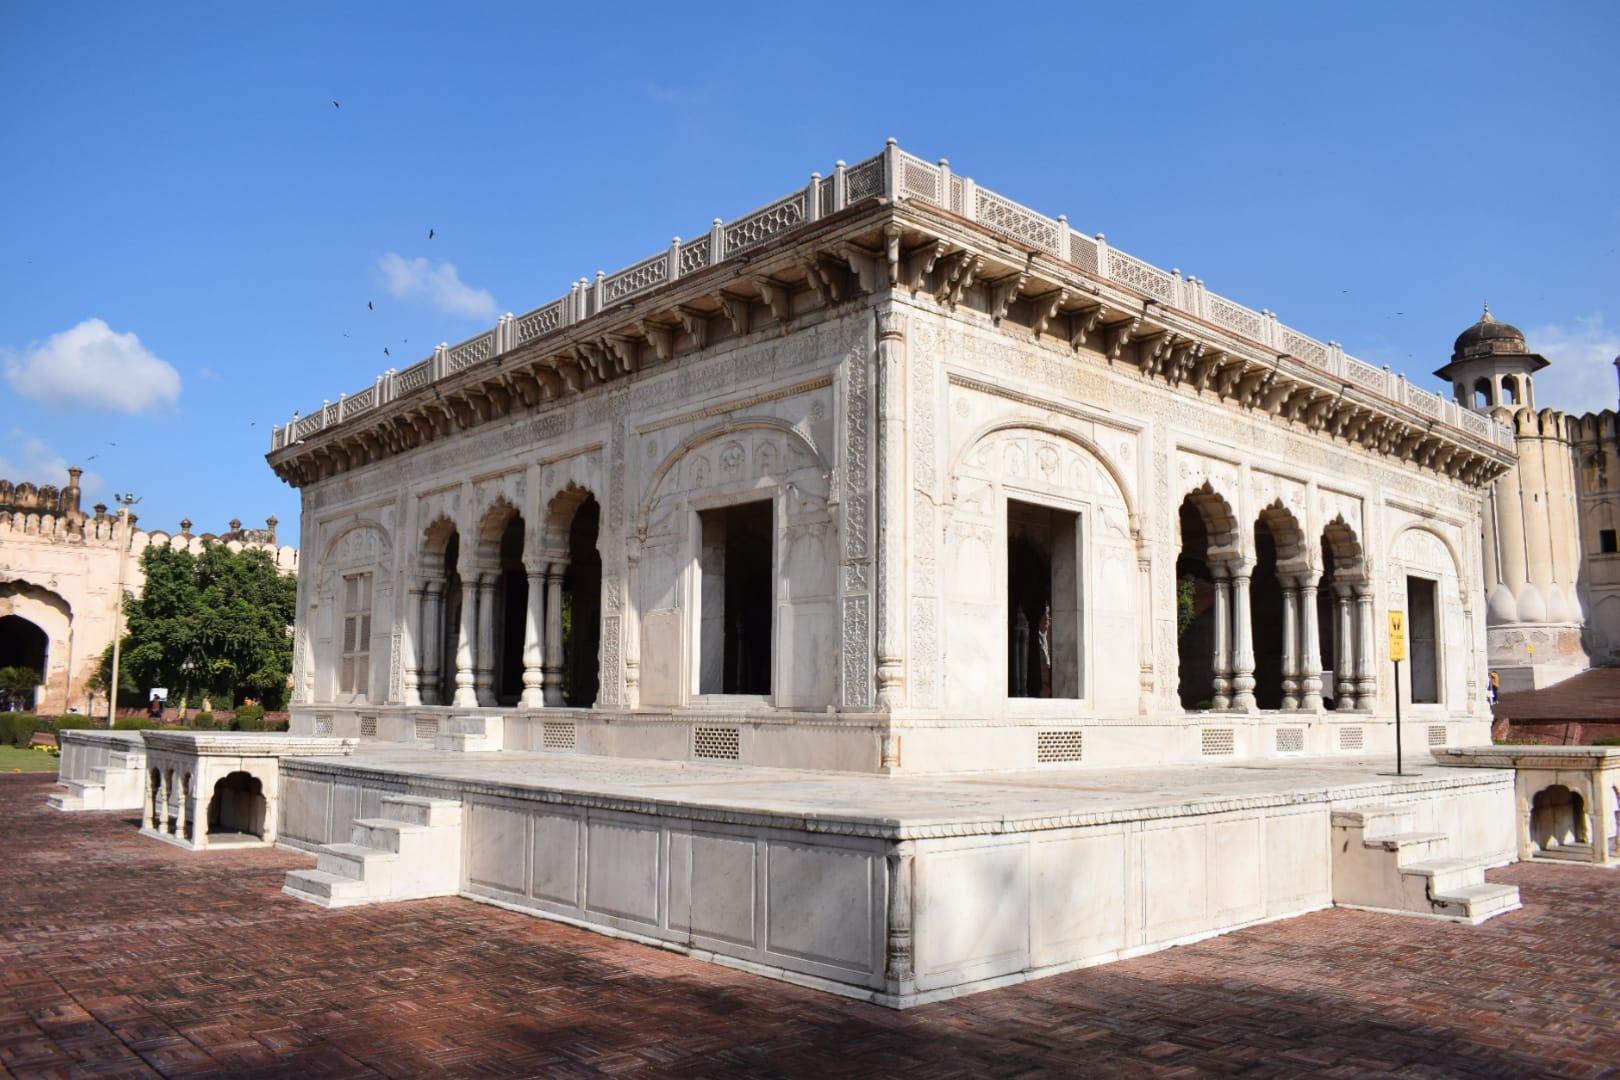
<box><xmin>274</xmin><ymin>746</ymin><xmax>1518</xmax><ymax>1007</ymax></box>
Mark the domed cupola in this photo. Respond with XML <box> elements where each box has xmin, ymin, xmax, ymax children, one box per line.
<box><xmin>1434</xmin><ymin>303</ymin><xmax>1550</xmax><ymax>412</ymax></box>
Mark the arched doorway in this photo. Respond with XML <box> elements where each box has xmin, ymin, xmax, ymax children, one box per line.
<box><xmin>563</xmin><ymin>496</ymin><xmax>601</xmax><ymax>706</ymax></box>
<box><xmin>1176</xmin><ymin>484</ymin><xmax>1238</xmax><ymax>710</ymax></box>
<box><xmin>208</xmin><ymin>771</ymin><xmax>267</xmax><ymax>839</ymax></box>
<box><xmin>1251</xmin><ymin>502</ymin><xmax>1307</xmax><ymax>711</ymax></box>
<box><xmin>496</xmin><ymin>514</ymin><xmax>527</xmax><ymax>706</ymax></box>
<box><xmin>0</xmin><ymin>614</ymin><xmax>47</xmax><ymax>711</ymax></box>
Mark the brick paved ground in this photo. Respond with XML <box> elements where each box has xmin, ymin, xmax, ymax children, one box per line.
<box><xmin>2</xmin><ymin>773</ymin><xmax>1617</xmax><ymax>1080</ymax></box>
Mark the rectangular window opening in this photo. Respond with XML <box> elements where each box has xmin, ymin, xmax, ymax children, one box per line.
<box><xmin>1007</xmin><ymin>500</ymin><xmax>1082</xmax><ymax>699</ymax></box>
<box><xmin>340</xmin><ymin>573</ymin><xmax>372</xmax><ymax>698</ymax></box>
<box><xmin>1406</xmin><ymin>576</ymin><xmax>1439</xmax><ymax>704</ymax></box>
<box><xmin>1601</xmin><ymin>529</ymin><xmax>1617</xmax><ymax>555</ymax></box>
<box><xmin>699</xmin><ymin>500</ymin><xmax>773</xmax><ymax>695</ymax></box>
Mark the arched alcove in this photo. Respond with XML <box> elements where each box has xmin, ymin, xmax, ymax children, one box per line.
<box><xmin>208</xmin><ymin>771</ymin><xmax>267</xmax><ymax>839</ymax></box>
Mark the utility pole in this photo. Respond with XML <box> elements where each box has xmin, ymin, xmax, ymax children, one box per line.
<box><xmin>106</xmin><ymin>492</ymin><xmax>140</xmax><ymax>727</ymax></box>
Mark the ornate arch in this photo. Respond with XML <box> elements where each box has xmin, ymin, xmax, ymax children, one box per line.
<box><xmin>1256</xmin><ymin>499</ymin><xmax>1308</xmax><ymax>575</ymax></box>
<box><xmin>318</xmin><ymin>519</ymin><xmax>393</xmax><ymax>573</ymax></box>
<box><xmin>1180</xmin><ymin>482</ymin><xmax>1239</xmax><ymax>560</ymax></box>
<box><xmin>953</xmin><ymin>420</ymin><xmax>1137</xmax><ymax>532</ymax></box>
<box><xmin>637</xmin><ymin>417</ymin><xmax>829</xmax><ymax>537</ymax></box>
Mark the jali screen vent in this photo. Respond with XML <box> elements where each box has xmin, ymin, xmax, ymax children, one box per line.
<box><xmin>414</xmin><ymin>716</ymin><xmax>438</xmax><ymax>742</ymax></box>
<box><xmin>1036</xmin><ymin>730</ymin><xmax>1084</xmax><ymax>763</ymax></box>
<box><xmin>1428</xmin><ymin>724</ymin><xmax>1448</xmax><ymax>747</ymax></box>
<box><xmin>314</xmin><ymin>713</ymin><xmax>334</xmax><ymax>735</ymax></box>
<box><xmin>1339</xmin><ymin>726</ymin><xmax>1364</xmax><ymax>751</ymax></box>
<box><xmin>1275</xmin><ymin>727</ymin><xmax>1305</xmax><ymax>753</ymax></box>
<box><xmin>543</xmin><ymin>720</ymin><xmax>576</xmax><ymax>750</ymax></box>
<box><xmin>359</xmin><ymin>714</ymin><xmax>377</xmax><ymax>737</ymax></box>
<box><xmin>1201</xmin><ymin>728</ymin><xmax>1236</xmax><ymax>756</ymax></box>
<box><xmin>693</xmin><ymin>726</ymin><xmax>741</xmax><ymax>761</ymax></box>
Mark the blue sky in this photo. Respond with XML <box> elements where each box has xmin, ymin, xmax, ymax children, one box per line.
<box><xmin>2</xmin><ymin>2</ymin><xmax>1616</xmax><ymax>540</ymax></box>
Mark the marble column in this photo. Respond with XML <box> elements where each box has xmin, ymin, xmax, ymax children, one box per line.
<box><xmin>543</xmin><ymin>563</ymin><xmax>566</xmax><ymax>706</ymax></box>
<box><xmin>1299</xmin><ymin>580</ymin><xmax>1323</xmax><ymax>712</ymax></box>
<box><xmin>1280</xmin><ymin>582</ymin><xmax>1299</xmax><ymax>710</ymax></box>
<box><xmin>520</xmin><ymin>565</ymin><xmax>547</xmax><ymax>708</ymax></box>
<box><xmin>174</xmin><ymin>773</ymin><xmax>189</xmax><ymax>842</ymax></box>
<box><xmin>403</xmin><ymin>581</ymin><xmax>426</xmax><ymax>707</ymax></box>
<box><xmin>623</xmin><ymin>547</ymin><xmax>642</xmax><ymax>709</ymax></box>
<box><xmin>1137</xmin><ymin>550</ymin><xmax>1154</xmax><ymax>711</ymax></box>
<box><xmin>1354</xmin><ymin>588</ymin><xmax>1377</xmax><ymax>710</ymax></box>
<box><xmin>420</xmin><ymin>579</ymin><xmax>444</xmax><ymax>706</ymax></box>
<box><xmin>1211</xmin><ymin>569</ymin><xmax>1232</xmax><ymax>711</ymax></box>
<box><xmin>474</xmin><ymin>572</ymin><xmax>498</xmax><ymax>706</ymax></box>
<box><xmin>884</xmin><ymin>842</ymin><xmax>915</xmax><ymax>997</ymax></box>
<box><xmin>1230</xmin><ymin>568</ymin><xmax>1256</xmax><ymax>712</ymax></box>
<box><xmin>874</xmin><ymin>307</ymin><xmax>907</xmax><ymax>710</ymax></box>
<box><xmin>452</xmin><ymin>576</ymin><xmax>480</xmax><ymax>708</ymax></box>
<box><xmin>1334</xmin><ymin>586</ymin><xmax>1356</xmax><ymax>708</ymax></box>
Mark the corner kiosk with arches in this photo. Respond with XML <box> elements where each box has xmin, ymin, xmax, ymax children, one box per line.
<box><xmin>60</xmin><ymin>144</ymin><xmax>1588</xmax><ymax>1007</ymax></box>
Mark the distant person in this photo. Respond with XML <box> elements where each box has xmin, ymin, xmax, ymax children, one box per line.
<box><xmin>1487</xmin><ymin>670</ymin><xmax>1500</xmax><ymax>706</ymax></box>
<box><xmin>148</xmin><ymin>695</ymin><xmax>165</xmax><ymax>721</ymax></box>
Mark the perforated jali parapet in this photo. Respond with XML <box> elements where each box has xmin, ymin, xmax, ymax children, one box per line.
<box><xmin>1036</xmin><ymin>730</ymin><xmax>1083</xmax><ymax>763</ymax></box>
<box><xmin>1339</xmin><ymin>726</ymin><xmax>1365</xmax><ymax>751</ymax></box>
<box><xmin>359</xmin><ymin>714</ymin><xmax>377</xmax><ymax>738</ymax></box>
<box><xmin>1275</xmin><ymin>727</ymin><xmax>1305</xmax><ymax>753</ymax></box>
<box><xmin>1201</xmin><ymin>728</ymin><xmax>1236</xmax><ymax>756</ymax></box>
<box><xmin>693</xmin><ymin>726</ymin><xmax>741</xmax><ymax>761</ymax></box>
<box><xmin>543</xmin><ymin>720</ymin><xmax>576</xmax><ymax>750</ymax></box>
<box><xmin>414</xmin><ymin>716</ymin><xmax>438</xmax><ymax>742</ymax></box>
<box><xmin>274</xmin><ymin>142</ymin><xmax>1517</xmax><ymax>461</ymax></box>
<box><xmin>1428</xmin><ymin>724</ymin><xmax>1448</xmax><ymax>747</ymax></box>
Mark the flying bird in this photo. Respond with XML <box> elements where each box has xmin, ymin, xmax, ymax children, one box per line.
<box><xmin>428</xmin><ymin>228</ymin><xmax>435</xmax><ymax>239</ymax></box>
<box><xmin>384</xmin><ymin>346</ymin><xmax>391</xmax><ymax>356</ymax></box>
<box><xmin>333</xmin><ymin>100</ymin><xmax>340</xmax><ymax>108</ymax></box>
<box><xmin>367</xmin><ymin>300</ymin><xmax>374</xmax><ymax>310</ymax></box>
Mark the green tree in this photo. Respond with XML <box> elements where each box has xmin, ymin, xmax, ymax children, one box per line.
<box><xmin>121</xmin><ymin>542</ymin><xmax>298</xmax><ymax>710</ymax></box>
<box><xmin>0</xmin><ymin>665</ymin><xmax>42</xmax><ymax>711</ymax></box>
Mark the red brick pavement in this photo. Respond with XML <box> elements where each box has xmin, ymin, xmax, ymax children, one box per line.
<box><xmin>2</xmin><ymin>772</ymin><xmax>1617</xmax><ymax>1079</ymax></box>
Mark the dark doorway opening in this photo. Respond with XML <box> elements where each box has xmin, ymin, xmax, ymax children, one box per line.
<box><xmin>699</xmin><ymin>500</ymin><xmax>773</xmax><ymax>695</ymax></box>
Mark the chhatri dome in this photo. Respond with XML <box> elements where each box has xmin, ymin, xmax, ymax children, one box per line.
<box><xmin>1435</xmin><ymin>303</ymin><xmax>1549</xmax><ymax>411</ymax></box>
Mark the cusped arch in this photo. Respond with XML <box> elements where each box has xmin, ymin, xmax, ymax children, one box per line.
<box><xmin>638</xmin><ymin>417</ymin><xmax>829</xmax><ymax>536</ymax></box>
<box><xmin>419</xmin><ymin>513</ymin><xmax>458</xmax><ymax>569</ymax></box>
<box><xmin>1321</xmin><ymin>514</ymin><xmax>1366</xmax><ymax>582</ymax></box>
<box><xmin>1179</xmin><ymin>482</ymin><xmax>1239</xmax><ymax>556</ymax></box>
<box><xmin>952</xmin><ymin>420</ymin><xmax>1137</xmax><ymax>532</ymax></box>
<box><xmin>1255</xmin><ymin>499</ymin><xmax>1308</xmax><ymax>572</ymax></box>
<box><xmin>473</xmin><ymin>495</ymin><xmax>522</xmax><ymax>561</ymax></box>
<box><xmin>543</xmin><ymin>482</ymin><xmax>596</xmax><ymax>554</ymax></box>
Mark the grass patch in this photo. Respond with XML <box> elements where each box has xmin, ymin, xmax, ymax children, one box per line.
<box><xmin>0</xmin><ymin>745</ymin><xmax>60</xmax><ymax>773</ymax></box>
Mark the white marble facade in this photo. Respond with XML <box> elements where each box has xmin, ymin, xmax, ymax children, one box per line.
<box><xmin>270</xmin><ymin>143</ymin><xmax>1514</xmax><ymax>774</ymax></box>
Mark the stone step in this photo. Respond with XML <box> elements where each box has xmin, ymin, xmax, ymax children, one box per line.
<box><xmin>47</xmin><ymin>792</ymin><xmax>84</xmax><ymax>812</ymax></box>
<box><xmin>1534</xmin><ymin>843</ymin><xmax>1595</xmax><ymax>863</ymax></box>
<box><xmin>1332</xmin><ymin>804</ymin><xmax>1414</xmax><ymax>832</ymax></box>
<box><xmin>1403</xmin><ymin>857</ymin><xmax>1486</xmax><ymax>896</ymax></box>
<box><xmin>283</xmin><ymin>869</ymin><xmax>371</xmax><ymax>908</ymax></box>
<box><xmin>379</xmin><ymin>795</ymin><xmax>463</xmax><ymax>829</ymax></box>
<box><xmin>1431</xmin><ymin>883</ymin><xmax>1521</xmax><ymax>923</ymax></box>
<box><xmin>350</xmin><ymin>817</ymin><xmax>427</xmax><ymax>853</ymax></box>
<box><xmin>317</xmin><ymin>842</ymin><xmax>398</xmax><ymax>885</ymax></box>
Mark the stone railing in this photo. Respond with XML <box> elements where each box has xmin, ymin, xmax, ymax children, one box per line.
<box><xmin>273</xmin><ymin>141</ymin><xmax>1516</xmax><ymax>455</ymax></box>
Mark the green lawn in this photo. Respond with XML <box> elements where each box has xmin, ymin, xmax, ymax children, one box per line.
<box><xmin>0</xmin><ymin>745</ymin><xmax>61</xmax><ymax>773</ymax></box>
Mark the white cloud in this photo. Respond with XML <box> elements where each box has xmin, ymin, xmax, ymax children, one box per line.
<box><xmin>1528</xmin><ymin>314</ymin><xmax>1620</xmax><ymax>415</ymax></box>
<box><xmin>377</xmin><ymin>253</ymin><xmax>498</xmax><ymax>319</ymax></box>
<box><xmin>2</xmin><ymin>319</ymin><xmax>182</xmax><ymax>413</ymax></box>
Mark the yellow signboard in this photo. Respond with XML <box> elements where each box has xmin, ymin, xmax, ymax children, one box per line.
<box><xmin>1388</xmin><ymin>611</ymin><xmax>1407</xmax><ymax>662</ymax></box>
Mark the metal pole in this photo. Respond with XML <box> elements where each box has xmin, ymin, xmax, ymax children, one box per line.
<box><xmin>1392</xmin><ymin>658</ymin><xmax>1403</xmax><ymax>777</ymax></box>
